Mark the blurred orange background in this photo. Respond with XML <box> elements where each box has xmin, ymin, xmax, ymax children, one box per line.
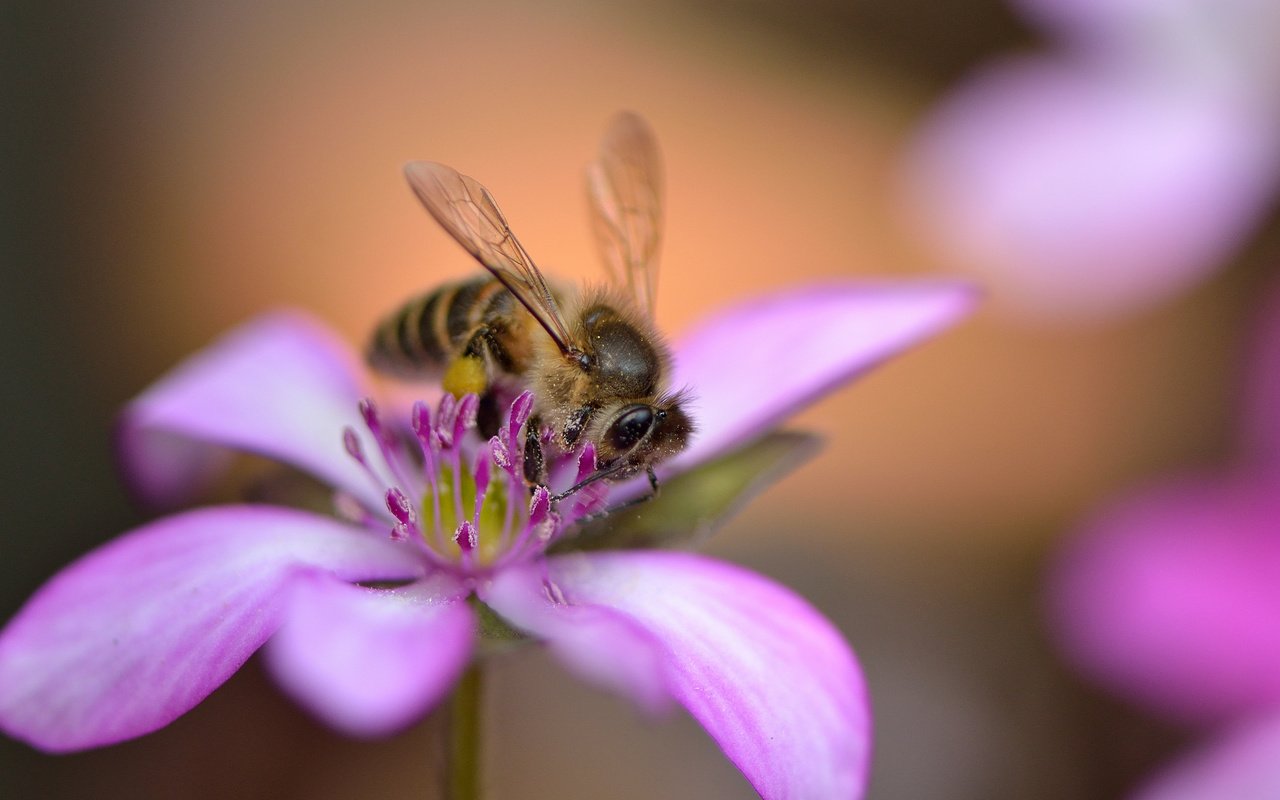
<box><xmin>2</xmin><ymin>1</ymin><xmax>1274</xmax><ymax>797</ymax></box>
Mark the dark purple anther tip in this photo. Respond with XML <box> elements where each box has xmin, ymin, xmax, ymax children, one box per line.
<box><xmin>510</xmin><ymin>391</ymin><xmax>534</xmax><ymax>429</ymax></box>
<box><xmin>358</xmin><ymin>398</ymin><xmax>382</xmax><ymax>436</ymax></box>
<box><xmin>490</xmin><ymin>435</ymin><xmax>511</xmax><ymax>471</ymax></box>
<box><xmin>528</xmin><ymin>485</ymin><xmax>550</xmax><ymax>525</ymax></box>
<box><xmin>575</xmin><ymin>442</ymin><xmax>598</xmax><ymax>481</ymax></box>
<box><xmin>411</xmin><ymin>401</ymin><xmax>431</xmax><ymax>437</ymax></box>
<box><xmin>385</xmin><ymin>487</ymin><xmax>414</xmax><ymax>525</ymax></box>
<box><xmin>454</xmin><ymin>520</ymin><xmax>477</xmax><ymax>552</ymax></box>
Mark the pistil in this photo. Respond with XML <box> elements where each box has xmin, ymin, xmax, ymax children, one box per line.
<box><xmin>339</xmin><ymin>391</ymin><xmax>585</xmax><ymax>578</ymax></box>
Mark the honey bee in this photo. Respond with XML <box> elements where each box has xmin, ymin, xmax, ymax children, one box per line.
<box><xmin>368</xmin><ymin>112</ymin><xmax>693</xmax><ymax>497</ymax></box>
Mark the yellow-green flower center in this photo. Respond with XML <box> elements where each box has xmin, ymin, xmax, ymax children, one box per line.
<box><xmin>422</xmin><ymin>463</ymin><xmax>511</xmax><ymax>565</ymax></box>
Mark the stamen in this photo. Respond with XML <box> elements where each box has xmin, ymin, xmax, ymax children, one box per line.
<box><xmin>358</xmin><ymin>397</ymin><xmax>385</xmax><ymax>441</ymax></box>
<box><xmin>542</xmin><ymin>577</ymin><xmax>567</xmax><ymax>605</ymax></box>
<box><xmin>453</xmin><ymin>393</ymin><xmax>479</xmax><ymax>444</ymax></box>
<box><xmin>437</xmin><ymin>394</ymin><xmax>458</xmax><ymax>447</ymax></box>
<box><xmin>411</xmin><ymin>400</ymin><xmax>441</xmax><ymax>491</ymax></box>
<box><xmin>450</xmin><ymin>446</ymin><xmax>467</xmax><ymax>540</ymax></box>
<box><xmin>342</xmin><ymin>427</ymin><xmax>365</xmax><ymax>463</ymax></box>
<box><xmin>510</xmin><ymin>391</ymin><xmax>534</xmax><ymax>429</ymax></box>
<box><xmin>342</xmin><ymin>425</ymin><xmax>393</xmax><ymax>497</ymax></box>
<box><xmin>358</xmin><ymin>397</ymin><xmax>415</xmax><ymax>495</ymax></box>
<box><xmin>455</xmin><ymin>520</ymin><xmax>478</xmax><ymax>552</ymax></box>
<box><xmin>333</xmin><ymin>491</ymin><xmax>373</xmax><ymax>525</ymax></box>
<box><xmin>385</xmin><ymin>487</ymin><xmax>415</xmax><ymax>526</ymax></box>
<box><xmin>527</xmin><ymin>486</ymin><xmax>556</xmax><ymax>542</ymax></box>
<box><xmin>490</xmin><ymin>434</ymin><xmax>512</xmax><ymax>471</ymax></box>
<box><xmin>342</xmin><ymin>390</ymin><xmax>581</xmax><ymax>577</ymax></box>
<box><xmin>385</xmin><ymin>487</ymin><xmax>422</xmax><ymax>543</ymax></box>
<box><xmin>568</xmin><ymin>443</ymin><xmax>610</xmax><ymax>522</ymax></box>
<box><xmin>472</xmin><ymin>452</ymin><xmax>491</xmax><ymax>527</ymax></box>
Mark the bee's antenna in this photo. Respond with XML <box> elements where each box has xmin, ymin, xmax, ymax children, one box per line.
<box><xmin>550</xmin><ymin>461</ymin><xmax>628</xmax><ymax>503</ymax></box>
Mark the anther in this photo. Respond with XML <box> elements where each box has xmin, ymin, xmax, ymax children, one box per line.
<box><xmin>454</xmin><ymin>520</ymin><xmax>478</xmax><ymax>552</ymax></box>
<box><xmin>385</xmin><ymin>487</ymin><xmax>415</xmax><ymax>526</ymax></box>
<box><xmin>527</xmin><ymin>486</ymin><xmax>557</xmax><ymax>541</ymax></box>
<box><xmin>342</xmin><ymin>427</ymin><xmax>365</xmax><ymax>464</ymax></box>
<box><xmin>453</xmin><ymin>393</ymin><xmax>479</xmax><ymax>443</ymax></box>
<box><xmin>333</xmin><ymin>491</ymin><xmax>370</xmax><ymax>524</ymax></box>
<box><xmin>473</xmin><ymin>453</ymin><xmax>491</xmax><ymax>501</ymax></box>
<box><xmin>490</xmin><ymin>435</ymin><xmax>512</xmax><ymax>471</ymax></box>
<box><xmin>358</xmin><ymin>398</ymin><xmax>383</xmax><ymax>440</ymax></box>
<box><xmin>510</xmin><ymin>391</ymin><xmax>534</xmax><ymax>430</ymax></box>
<box><xmin>542</xmin><ymin>578</ymin><xmax>567</xmax><ymax>605</ymax></box>
<box><xmin>411</xmin><ymin>401</ymin><xmax>432</xmax><ymax>440</ymax></box>
<box><xmin>529</xmin><ymin>485</ymin><xmax>551</xmax><ymax>525</ymax></box>
<box><xmin>437</xmin><ymin>394</ymin><xmax>458</xmax><ymax>447</ymax></box>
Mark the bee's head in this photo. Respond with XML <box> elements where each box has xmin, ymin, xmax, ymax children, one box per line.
<box><xmin>596</xmin><ymin>393</ymin><xmax>694</xmax><ymax>474</ymax></box>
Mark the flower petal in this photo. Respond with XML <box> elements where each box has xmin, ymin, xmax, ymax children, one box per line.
<box><xmin>0</xmin><ymin>506</ymin><xmax>422</xmax><ymax>751</ymax></box>
<box><xmin>482</xmin><ymin>563</ymin><xmax>672</xmax><ymax>714</ymax></box>
<box><xmin>1048</xmin><ymin>472</ymin><xmax>1280</xmax><ymax>722</ymax></box>
<box><xmin>1016</xmin><ymin>0</ymin><xmax>1280</xmax><ymax>52</ymax></box>
<box><xmin>902</xmin><ymin>54</ymin><xmax>1277</xmax><ymax>319</ymax></box>
<box><xmin>670</xmin><ymin>282</ymin><xmax>974</xmax><ymax>468</ymax></box>
<box><xmin>117</xmin><ymin>311</ymin><xmax>387</xmax><ymax>509</ymax></box>
<box><xmin>1135</xmin><ymin>714</ymin><xmax>1280</xmax><ymax>800</ymax></box>
<box><xmin>487</xmin><ymin>552</ymin><xmax>871</xmax><ymax>799</ymax></box>
<box><xmin>265</xmin><ymin>572</ymin><xmax>474</xmax><ymax>737</ymax></box>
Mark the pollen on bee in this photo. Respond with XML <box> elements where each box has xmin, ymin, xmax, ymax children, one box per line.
<box><xmin>443</xmin><ymin>355</ymin><xmax>488</xmax><ymax>398</ymax></box>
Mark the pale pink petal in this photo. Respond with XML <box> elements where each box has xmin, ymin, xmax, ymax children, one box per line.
<box><xmin>487</xmin><ymin>552</ymin><xmax>871</xmax><ymax>799</ymax></box>
<box><xmin>1016</xmin><ymin>0</ymin><xmax>1171</xmax><ymax>35</ymax></box>
<box><xmin>669</xmin><ymin>283</ymin><xmax>974</xmax><ymax>468</ymax></box>
<box><xmin>1017</xmin><ymin>0</ymin><xmax>1280</xmax><ymax>53</ymax></box>
<box><xmin>1048</xmin><ymin>472</ymin><xmax>1280</xmax><ymax>723</ymax></box>
<box><xmin>481</xmin><ymin>564</ymin><xmax>671</xmax><ymax>714</ymax></box>
<box><xmin>903</xmin><ymin>54</ymin><xmax>1277</xmax><ymax>319</ymax></box>
<box><xmin>118</xmin><ymin>311</ymin><xmax>389</xmax><ymax>510</ymax></box>
<box><xmin>1241</xmin><ymin>277</ymin><xmax>1280</xmax><ymax>463</ymax></box>
<box><xmin>1135</xmin><ymin>714</ymin><xmax>1280</xmax><ymax>800</ymax></box>
<box><xmin>0</xmin><ymin>506</ymin><xmax>422</xmax><ymax>752</ymax></box>
<box><xmin>265</xmin><ymin>572</ymin><xmax>474</xmax><ymax>737</ymax></box>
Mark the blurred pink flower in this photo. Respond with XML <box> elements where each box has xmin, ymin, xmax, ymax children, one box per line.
<box><xmin>1049</xmin><ymin>279</ymin><xmax>1280</xmax><ymax>797</ymax></box>
<box><xmin>0</xmin><ymin>283</ymin><xmax>973</xmax><ymax>799</ymax></box>
<box><xmin>903</xmin><ymin>0</ymin><xmax>1280</xmax><ymax>320</ymax></box>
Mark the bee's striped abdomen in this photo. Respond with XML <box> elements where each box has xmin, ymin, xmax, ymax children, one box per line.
<box><xmin>367</xmin><ymin>277</ymin><xmax>521</xmax><ymax>378</ymax></box>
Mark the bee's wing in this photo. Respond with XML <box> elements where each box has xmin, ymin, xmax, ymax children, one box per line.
<box><xmin>405</xmin><ymin>161</ymin><xmax>575</xmax><ymax>354</ymax></box>
<box><xmin>586</xmin><ymin>111</ymin><xmax>664</xmax><ymax>318</ymax></box>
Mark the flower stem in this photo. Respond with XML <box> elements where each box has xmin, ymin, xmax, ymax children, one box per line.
<box><xmin>446</xmin><ymin>664</ymin><xmax>484</xmax><ymax>800</ymax></box>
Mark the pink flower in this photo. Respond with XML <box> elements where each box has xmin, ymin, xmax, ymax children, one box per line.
<box><xmin>1049</xmin><ymin>278</ymin><xmax>1280</xmax><ymax>797</ymax></box>
<box><xmin>902</xmin><ymin>0</ymin><xmax>1280</xmax><ymax>319</ymax></box>
<box><xmin>0</xmin><ymin>283</ymin><xmax>973</xmax><ymax>798</ymax></box>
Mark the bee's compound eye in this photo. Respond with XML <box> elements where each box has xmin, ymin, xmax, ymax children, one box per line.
<box><xmin>607</xmin><ymin>405</ymin><xmax>655</xmax><ymax>452</ymax></box>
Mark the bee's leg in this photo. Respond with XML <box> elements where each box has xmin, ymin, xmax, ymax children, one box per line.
<box><xmin>570</xmin><ymin>467</ymin><xmax>659</xmax><ymax>524</ymax></box>
<box><xmin>562</xmin><ymin>405</ymin><xmax>595</xmax><ymax>447</ymax></box>
<box><xmin>522</xmin><ymin>414</ymin><xmax>546</xmax><ymax>487</ymax></box>
<box><xmin>442</xmin><ymin>328</ymin><xmax>495</xmax><ymax>398</ymax></box>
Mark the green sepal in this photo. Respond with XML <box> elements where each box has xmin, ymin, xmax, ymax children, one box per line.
<box><xmin>557</xmin><ymin>430</ymin><xmax>822</xmax><ymax>553</ymax></box>
<box><xmin>469</xmin><ymin>595</ymin><xmax>530</xmax><ymax>656</ymax></box>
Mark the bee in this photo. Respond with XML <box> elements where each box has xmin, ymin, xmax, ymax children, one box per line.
<box><xmin>368</xmin><ymin>112</ymin><xmax>693</xmax><ymax>498</ymax></box>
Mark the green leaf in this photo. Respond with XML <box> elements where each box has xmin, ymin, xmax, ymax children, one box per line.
<box><xmin>557</xmin><ymin>431</ymin><xmax>822</xmax><ymax>553</ymax></box>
